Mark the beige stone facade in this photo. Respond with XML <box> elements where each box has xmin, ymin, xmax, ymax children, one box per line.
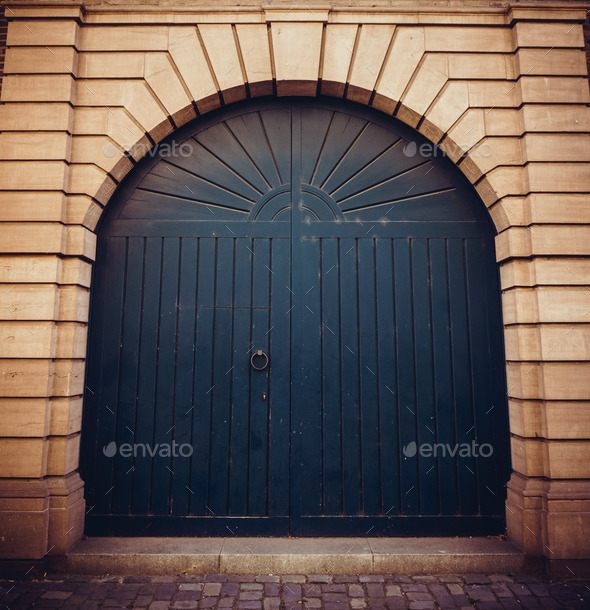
<box><xmin>0</xmin><ymin>0</ymin><xmax>589</xmax><ymax>576</ymax></box>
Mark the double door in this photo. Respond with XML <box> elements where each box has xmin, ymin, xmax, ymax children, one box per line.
<box><xmin>82</xmin><ymin>100</ymin><xmax>509</xmax><ymax>535</ymax></box>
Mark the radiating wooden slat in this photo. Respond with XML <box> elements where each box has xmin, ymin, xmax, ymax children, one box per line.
<box><xmin>330</xmin><ymin>144</ymin><xmax>418</xmax><ymax>203</ymax></box>
<box><xmin>225</xmin><ymin>112</ymin><xmax>282</xmax><ymax>189</ymax></box>
<box><xmin>195</xmin><ymin>124</ymin><xmax>271</xmax><ymax>195</ymax></box>
<box><xmin>172</xmin><ymin>140</ymin><xmax>263</xmax><ymax>201</ymax></box>
<box><xmin>258</xmin><ymin>108</ymin><xmax>292</xmax><ymax>185</ymax></box>
<box><xmin>140</xmin><ymin>162</ymin><xmax>257</xmax><ymax>209</ymax></box>
<box><xmin>335</xmin><ymin>160</ymin><xmax>453</xmax><ymax>209</ymax></box>
<box><xmin>123</xmin><ymin>191</ymin><xmax>249</xmax><ymax>221</ymax></box>
<box><xmin>313</xmin><ymin>114</ymin><xmax>366</xmax><ymax>189</ymax></box>
<box><xmin>340</xmin><ymin>189</ymin><xmax>468</xmax><ymax>221</ymax></box>
<box><xmin>322</xmin><ymin>123</ymin><xmax>398</xmax><ymax>196</ymax></box>
<box><xmin>300</xmin><ymin>107</ymin><xmax>333</xmax><ymax>185</ymax></box>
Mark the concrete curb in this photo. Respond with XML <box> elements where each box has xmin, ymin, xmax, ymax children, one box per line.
<box><xmin>62</xmin><ymin>537</ymin><xmax>526</xmax><ymax>576</ymax></box>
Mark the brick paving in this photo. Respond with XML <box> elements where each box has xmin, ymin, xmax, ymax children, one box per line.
<box><xmin>0</xmin><ymin>573</ymin><xmax>589</xmax><ymax>609</ymax></box>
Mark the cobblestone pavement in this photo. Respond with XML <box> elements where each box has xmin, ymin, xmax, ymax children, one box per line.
<box><xmin>1</xmin><ymin>573</ymin><xmax>589</xmax><ymax>609</ymax></box>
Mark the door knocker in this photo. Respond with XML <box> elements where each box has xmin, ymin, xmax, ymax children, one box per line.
<box><xmin>250</xmin><ymin>349</ymin><xmax>269</xmax><ymax>371</ymax></box>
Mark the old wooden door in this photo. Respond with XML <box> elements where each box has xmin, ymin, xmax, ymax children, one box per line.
<box><xmin>81</xmin><ymin>99</ymin><xmax>510</xmax><ymax>536</ymax></box>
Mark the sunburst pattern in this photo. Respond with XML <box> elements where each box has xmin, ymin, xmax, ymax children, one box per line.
<box><xmin>123</xmin><ymin>108</ymin><xmax>291</xmax><ymax>221</ymax></box>
<box><xmin>298</xmin><ymin>105</ymin><xmax>477</xmax><ymax>223</ymax></box>
<box><xmin>118</xmin><ymin>102</ymin><xmax>478</xmax><ymax>224</ymax></box>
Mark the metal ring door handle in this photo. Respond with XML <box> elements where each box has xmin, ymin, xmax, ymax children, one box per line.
<box><xmin>250</xmin><ymin>350</ymin><xmax>269</xmax><ymax>371</ymax></box>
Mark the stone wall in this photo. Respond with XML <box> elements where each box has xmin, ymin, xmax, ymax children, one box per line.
<box><xmin>584</xmin><ymin>12</ymin><xmax>590</xmax><ymax>80</ymax></box>
<box><xmin>0</xmin><ymin>1</ymin><xmax>589</xmax><ymax>577</ymax></box>
<box><xmin>0</xmin><ymin>7</ymin><xmax>6</xmax><ymax>98</ymax></box>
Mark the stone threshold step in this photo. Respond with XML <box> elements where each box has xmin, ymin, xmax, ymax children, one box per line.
<box><xmin>60</xmin><ymin>537</ymin><xmax>526</xmax><ymax>576</ymax></box>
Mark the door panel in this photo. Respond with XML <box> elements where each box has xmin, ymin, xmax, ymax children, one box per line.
<box><xmin>83</xmin><ymin>233</ymin><xmax>291</xmax><ymax>535</ymax></box>
<box><xmin>292</xmin><ymin>234</ymin><xmax>506</xmax><ymax>534</ymax></box>
<box><xmin>82</xmin><ymin>99</ymin><xmax>510</xmax><ymax>536</ymax></box>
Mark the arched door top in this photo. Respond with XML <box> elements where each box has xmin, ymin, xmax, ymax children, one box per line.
<box><xmin>100</xmin><ymin>98</ymin><xmax>495</xmax><ymax>238</ymax></box>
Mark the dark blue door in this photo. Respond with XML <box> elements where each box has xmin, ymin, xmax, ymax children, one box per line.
<box><xmin>81</xmin><ymin>99</ymin><xmax>510</xmax><ymax>536</ymax></box>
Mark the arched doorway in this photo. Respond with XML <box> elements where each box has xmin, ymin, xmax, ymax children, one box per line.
<box><xmin>81</xmin><ymin>98</ymin><xmax>510</xmax><ymax>536</ymax></box>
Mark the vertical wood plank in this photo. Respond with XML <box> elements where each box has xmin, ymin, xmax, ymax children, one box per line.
<box><xmin>465</xmin><ymin>239</ymin><xmax>497</xmax><ymax>515</ymax></box>
<box><xmin>299</xmin><ymin>237</ymin><xmax>322</xmax><ymax>516</ymax></box>
<box><xmin>447</xmin><ymin>239</ymin><xmax>478</xmax><ymax>516</ymax></box>
<box><xmin>84</xmin><ymin>237</ymin><xmax>126</xmax><ymax>514</ymax></box>
<box><xmin>112</xmin><ymin>237</ymin><xmax>144</xmax><ymax>515</ymax></box>
<box><xmin>248</xmin><ymin>238</ymin><xmax>271</xmax><ymax>516</ymax></box>
<box><xmin>394</xmin><ymin>238</ymin><xmax>418</xmax><ymax>514</ymax></box>
<box><xmin>171</xmin><ymin>238</ymin><xmax>199</xmax><ymax>515</ymax></box>
<box><xmin>375</xmin><ymin>238</ymin><xmax>399</xmax><ymax>516</ymax></box>
<box><xmin>132</xmin><ymin>238</ymin><xmax>162</xmax><ymax>515</ymax></box>
<box><xmin>481</xmin><ymin>240</ymin><xmax>511</xmax><ymax>515</ymax></box>
<box><xmin>357</xmin><ymin>238</ymin><xmax>380</xmax><ymax>516</ymax></box>
<box><xmin>320</xmin><ymin>238</ymin><xmax>342</xmax><ymax>515</ymax></box>
<box><xmin>411</xmin><ymin>239</ymin><xmax>437</xmax><ymax>516</ymax></box>
<box><xmin>339</xmin><ymin>237</ymin><xmax>361</xmax><ymax>516</ymax></box>
<box><xmin>190</xmin><ymin>238</ymin><xmax>216</xmax><ymax>515</ymax></box>
<box><xmin>268</xmin><ymin>237</ymin><xmax>291</xmax><ymax>516</ymax></box>
<box><xmin>429</xmin><ymin>238</ymin><xmax>458</xmax><ymax>516</ymax></box>
<box><xmin>151</xmin><ymin>238</ymin><xmax>180</xmax><ymax>515</ymax></box>
<box><xmin>229</xmin><ymin>237</ymin><xmax>253</xmax><ymax>515</ymax></box>
<box><xmin>208</xmin><ymin>239</ymin><xmax>235</xmax><ymax>515</ymax></box>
